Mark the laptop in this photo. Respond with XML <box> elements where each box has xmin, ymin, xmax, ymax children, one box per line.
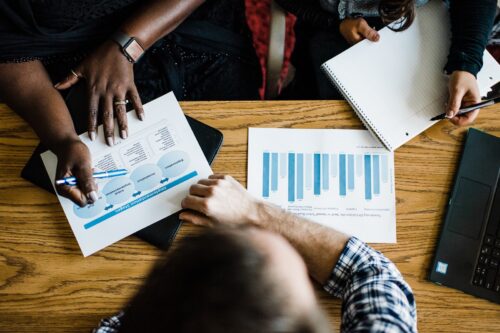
<box><xmin>430</xmin><ymin>128</ymin><xmax>500</xmax><ymax>304</ymax></box>
<box><xmin>21</xmin><ymin>83</ymin><xmax>223</xmax><ymax>250</ymax></box>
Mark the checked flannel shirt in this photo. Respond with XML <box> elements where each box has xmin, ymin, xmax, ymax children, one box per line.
<box><xmin>93</xmin><ymin>237</ymin><xmax>417</xmax><ymax>333</ymax></box>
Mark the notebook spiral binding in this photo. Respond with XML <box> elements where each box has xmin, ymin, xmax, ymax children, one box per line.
<box><xmin>321</xmin><ymin>63</ymin><xmax>393</xmax><ymax>151</ymax></box>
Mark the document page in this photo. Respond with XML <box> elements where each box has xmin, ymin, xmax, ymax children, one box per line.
<box><xmin>247</xmin><ymin>128</ymin><xmax>396</xmax><ymax>243</ymax></box>
<box><xmin>41</xmin><ymin>92</ymin><xmax>212</xmax><ymax>256</ymax></box>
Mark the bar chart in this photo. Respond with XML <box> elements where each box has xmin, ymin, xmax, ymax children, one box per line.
<box><xmin>248</xmin><ymin>128</ymin><xmax>396</xmax><ymax>243</ymax></box>
<box><xmin>262</xmin><ymin>152</ymin><xmax>389</xmax><ymax>202</ymax></box>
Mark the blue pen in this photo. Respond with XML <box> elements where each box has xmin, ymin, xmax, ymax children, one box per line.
<box><xmin>55</xmin><ymin>169</ymin><xmax>129</xmax><ymax>186</ymax></box>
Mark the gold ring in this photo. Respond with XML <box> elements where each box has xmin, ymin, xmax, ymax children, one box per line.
<box><xmin>70</xmin><ymin>69</ymin><xmax>82</xmax><ymax>79</ymax></box>
<box><xmin>113</xmin><ymin>100</ymin><xmax>129</xmax><ymax>106</ymax></box>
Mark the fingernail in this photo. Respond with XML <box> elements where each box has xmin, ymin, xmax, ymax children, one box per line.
<box><xmin>106</xmin><ymin>136</ymin><xmax>114</xmax><ymax>146</ymax></box>
<box><xmin>139</xmin><ymin>113</ymin><xmax>145</xmax><ymax>121</ymax></box>
<box><xmin>87</xmin><ymin>191</ymin><xmax>98</xmax><ymax>204</ymax></box>
<box><xmin>120</xmin><ymin>130</ymin><xmax>128</xmax><ymax>139</ymax></box>
<box><xmin>89</xmin><ymin>131</ymin><xmax>96</xmax><ymax>141</ymax></box>
<box><xmin>54</xmin><ymin>83</ymin><xmax>60</xmax><ymax>88</ymax></box>
<box><xmin>446</xmin><ymin>111</ymin><xmax>454</xmax><ymax>118</ymax></box>
<box><xmin>179</xmin><ymin>213</ymin><xmax>186</xmax><ymax>220</ymax></box>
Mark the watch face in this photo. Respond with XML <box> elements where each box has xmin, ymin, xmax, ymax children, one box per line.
<box><xmin>125</xmin><ymin>39</ymin><xmax>144</xmax><ymax>63</ymax></box>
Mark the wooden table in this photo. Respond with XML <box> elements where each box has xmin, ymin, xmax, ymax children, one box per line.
<box><xmin>0</xmin><ymin>100</ymin><xmax>499</xmax><ymax>332</ymax></box>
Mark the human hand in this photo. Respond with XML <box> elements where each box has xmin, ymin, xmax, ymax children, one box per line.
<box><xmin>339</xmin><ymin>17</ymin><xmax>380</xmax><ymax>45</ymax></box>
<box><xmin>446</xmin><ymin>71</ymin><xmax>482</xmax><ymax>126</ymax></box>
<box><xmin>54</xmin><ymin>40</ymin><xmax>145</xmax><ymax>146</ymax></box>
<box><xmin>54</xmin><ymin>139</ymin><xmax>97</xmax><ymax>207</ymax></box>
<box><xmin>180</xmin><ymin>174</ymin><xmax>262</xmax><ymax>227</ymax></box>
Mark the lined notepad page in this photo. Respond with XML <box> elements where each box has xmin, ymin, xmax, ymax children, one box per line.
<box><xmin>322</xmin><ymin>0</ymin><xmax>500</xmax><ymax>151</ymax></box>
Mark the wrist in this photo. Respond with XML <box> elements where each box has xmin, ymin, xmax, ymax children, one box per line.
<box><xmin>49</xmin><ymin>136</ymin><xmax>81</xmax><ymax>156</ymax></box>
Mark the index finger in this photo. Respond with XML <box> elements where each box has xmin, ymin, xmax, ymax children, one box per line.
<box><xmin>56</xmin><ymin>171</ymin><xmax>88</xmax><ymax>207</ymax></box>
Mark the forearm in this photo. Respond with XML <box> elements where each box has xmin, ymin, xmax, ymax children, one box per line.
<box><xmin>0</xmin><ymin>61</ymin><xmax>79</xmax><ymax>151</ymax></box>
<box><xmin>445</xmin><ymin>0</ymin><xmax>497</xmax><ymax>76</ymax></box>
<box><xmin>252</xmin><ymin>201</ymin><xmax>349</xmax><ymax>284</ymax></box>
<box><xmin>120</xmin><ymin>0</ymin><xmax>205</xmax><ymax>49</ymax></box>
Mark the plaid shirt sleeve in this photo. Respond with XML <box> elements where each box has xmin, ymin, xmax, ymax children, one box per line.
<box><xmin>91</xmin><ymin>311</ymin><xmax>124</xmax><ymax>333</ymax></box>
<box><xmin>324</xmin><ymin>237</ymin><xmax>417</xmax><ymax>333</ymax></box>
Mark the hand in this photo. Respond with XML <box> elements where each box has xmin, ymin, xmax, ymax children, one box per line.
<box><xmin>339</xmin><ymin>17</ymin><xmax>380</xmax><ymax>45</ymax></box>
<box><xmin>180</xmin><ymin>174</ymin><xmax>261</xmax><ymax>227</ymax></box>
<box><xmin>54</xmin><ymin>139</ymin><xmax>97</xmax><ymax>207</ymax></box>
<box><xmin>54</xmin><ymin>40</ymin><xmax>145</xmax><ymax>146</ymax></box>
<box><xmin>446</xmin><ymin>71</ymin><xmax>482</xmax><ymax>126</ymax></box>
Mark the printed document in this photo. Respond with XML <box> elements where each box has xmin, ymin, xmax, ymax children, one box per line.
<box><xmin>42</xmin><ymin>92</ymin><xmax>212</xmax><ymax>256</ymax></box>
<box><xmin>247</xmin><ymin>128</ymin><xmax>396</xmax><ymax>243</ymax></box>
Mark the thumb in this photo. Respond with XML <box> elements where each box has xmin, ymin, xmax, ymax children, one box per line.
<box><xmin>54</xmin><ymin>68</ymin><xmax>83</xmax><ymax>90</ymax></box>
<box><xmin>446</xmin><ymin>88</ymin><xmax>465</xmax><ymax>118</ymax></box>
<box><xmin>73</xmin><ymin>164</ymin><xmax>98</xmax><ymax>204</ymax></box>
<box><xmin>358</xmin><ymin>19</ymin><xmax>380</xmax><ymax>42</ymax></box>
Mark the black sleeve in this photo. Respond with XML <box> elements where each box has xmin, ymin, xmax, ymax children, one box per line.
<box><xmin>275</xmin><ymin>0</ymin><xmax>340</xmax><ymax>29</ymax></box>
<box><xmin>445</xmin><ymin>0</ymin><xmax>497</xmax><ymax>76</ymax></box>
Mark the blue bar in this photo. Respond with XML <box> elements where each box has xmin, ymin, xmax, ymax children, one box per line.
<box><xmin>280</xmin><ymin>153</ymin><xmax>287</xmax><ymax>178</ymax></box>
<box><xmin>84</xmin><ymin>171</ymin><xmax>198</xmax><ymax>229</ymax></box>
<box><xmin>348</xmin><ymin>154</ymin><xmax>354</xmax><ymax>191</ymax></box>
<box><xmin>339</xmin><ymin>154</ymin><xmax>346</xmax><ymax>196</ymax></box>
<box><xmin>322</xmin><ymin>154</ymin><xmax>329</xmax><ymax>190</ymax></box>
<box><xmin>288</xmin><ymin>153</ymin><xmax>295</xmax><ymax>202</ymax></box>
<box><xmin>331</xmin><ymin>154</ymin><xmax>338</xmax><ymax>177</ymax></box>
<box><xmin>364</xmin><ymin>155</ymin><xmax>372</xmax><ymax>200</ymax></box>
<box><xmin>373</xmin><ymin>154</ymin><xmax>380</xmax><ymax>195</ymax></box>
<box><xmin>314</xmin><ymin>153</ymin><xmax>321</xmax><ymax>195</ymax></box>
<box><xmin>262</xmin><ymin>152</ymin><xmax>270</xmax><ymax>198</ymax></box>
<box><xmin>305</xmin><ymin>154</ymin><xmax>312</xmax><ymax>190</ymax></box>
<box><xmin>271</xmin><ymin>153</ymin><xmax>278</xmax><ymax>191</ymax></box>
<box><xmin>297</xmin><ymin>154</ymin><xmax>304</xmax><ymax>200</ymax></box>
<box><xmin>381</xmin><ymin>155</ymin><xmax>388</xmax><ymax>183</ymax></box>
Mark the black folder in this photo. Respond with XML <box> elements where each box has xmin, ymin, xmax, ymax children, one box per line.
<box><xmin>21</xmin><ymin>83</ymin><xmax>223</xmax><ymax>250</ymax></box>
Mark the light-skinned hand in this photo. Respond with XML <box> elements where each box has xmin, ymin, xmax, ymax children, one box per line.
<box><xmin>180</xmin><ymin>174</ymin><xmax>261</xmax><ymax>227</ymax></box>
<box><xmin>446</xmin><ymin>70</ymin><xmax>482</xmax><ymax>126</ymax></box>
<box><xmin>339</xmin><ymin>17</ymin><xmax>380</xmax><ymax>45</ymax></box>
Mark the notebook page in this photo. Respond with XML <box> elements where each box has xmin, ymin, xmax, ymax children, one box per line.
<box><xmin>322</xmin><ymin>0</ymin><xmax>500</xmax><ymax>150</ymax></box>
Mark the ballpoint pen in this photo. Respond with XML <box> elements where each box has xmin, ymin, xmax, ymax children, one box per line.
<box><xmin>430</xmin><ymin>97</ymin><xmax>500</xmax><ymax>121</ymax></box>
<box><xmin>55</xmin><ymin>169</ymin><xmax>129</xmax><ymax>186</ymax></box>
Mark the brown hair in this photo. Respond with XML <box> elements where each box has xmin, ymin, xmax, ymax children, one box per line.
<box><xmin>379</xmin><ymin>0</ymin><xmax>416</xmax><ymax>31</ymax></box>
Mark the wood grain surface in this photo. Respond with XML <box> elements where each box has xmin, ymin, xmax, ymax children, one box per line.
<box><xmin>0</xmin><ymin>100</ymin><xmax>499</xmax><ymax>332</ymax></box>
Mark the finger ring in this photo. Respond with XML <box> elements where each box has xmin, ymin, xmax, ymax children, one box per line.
<box><xmin>70</xmin><ymin>69</ymin><xmax>83</xmax><ymax>79</ymax></box>
<box><xmin>113</xmin><ymin>100</ymin><xmax>129</xmax><ymax>106</ymax></box>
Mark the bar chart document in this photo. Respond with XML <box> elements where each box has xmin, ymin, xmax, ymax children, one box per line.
<box><xmin>247</xmin><ymin>128</ymin><xmax>396</xmax><ymax>243</ymax></box>
<box><xmin>41</xmin><ymin>92</ymin><xmax>212</xmax><ymax>256</ymax></box>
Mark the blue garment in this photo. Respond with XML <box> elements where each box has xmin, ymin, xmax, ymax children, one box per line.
<box><xmin>93</xmin><ymin>237</ymin><xmax>416</xmax><ymax>333</ymax></box>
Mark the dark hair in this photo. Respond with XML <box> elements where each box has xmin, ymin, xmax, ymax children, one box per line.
<box><xmin>379</xmin><ymin>0</ymin><xmax>416</xmax><ymax>31</ymax></box>
<box><xmin>119</xmin><ymin>227</ymin><xmax>331</xmax><ymax>333</ymax></box>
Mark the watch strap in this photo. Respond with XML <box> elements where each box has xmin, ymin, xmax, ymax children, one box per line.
<box><xmin>111</xmin><ymin>31</ymin><xmax>131</xmax><ymax>48</ymax></box>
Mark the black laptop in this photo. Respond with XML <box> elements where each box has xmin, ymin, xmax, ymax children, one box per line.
<box><xmin>430</xmin><ymin>128</ymin><xmax>500</xmax><ymax>304</ymax></box>
<box><xmin>21</xmin><ymin>83</ymin><xmax>223</xmax><ymax>250</ymax></box>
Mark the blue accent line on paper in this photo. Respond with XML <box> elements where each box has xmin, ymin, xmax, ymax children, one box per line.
<box><xmin>262</xmin><ymin>152</ymin><xmax>270</xmax><ymax>197</ymax></box>
<box><xmin>373</xmin><ymin>154</ymin><xmax>380</xmax><ymax>195</ymax></box>
<box><xmin>348</xmin><ymin>154</ymin><xmax>354</xmax><ymax>191</ymax></box>
<box><xmin>84</xmin><ymin>170</ymin><xmax>199</xmax><ymax>230</ymax></box>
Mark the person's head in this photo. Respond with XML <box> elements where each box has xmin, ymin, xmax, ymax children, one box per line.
<box><xmin>379</xmin><ymin>0</ymin><xmax>415</xmax><ymax>31</ymax></box>
<box><xmin>119</xmin><ymin>226</ymin><xmax>331</xmax><ymax>333</ymax></box>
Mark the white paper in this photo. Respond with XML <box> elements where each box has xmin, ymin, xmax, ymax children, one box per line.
<box><xmin>247</xmin><ymin>128</ymin><xmax>396</xmax><ymax>243</ymax></box>
<box><xmin>41</xmin><ymin>92</ymin><xmax>212</xmax><ymax>256</ymax></box>
<box><xmin>322</xmin><ymin>0</ymin><xmax>500</xmax><ymax>151</ymax></box>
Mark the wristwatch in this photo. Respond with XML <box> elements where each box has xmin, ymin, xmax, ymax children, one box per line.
<box><xmin>111</xmin><ymin>31</ymin><xmax>145</xmax><ymax>63</ymax></box>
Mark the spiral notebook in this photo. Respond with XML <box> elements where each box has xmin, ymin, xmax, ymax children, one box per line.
<box><xmin>321</xmin><ymin>0</ymin><xmax>500</xmax><ymax>151</ymax></box>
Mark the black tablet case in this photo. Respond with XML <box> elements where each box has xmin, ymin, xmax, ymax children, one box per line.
<box><xmin>21</xmin><ymin>84</ymin><xmax>223</xmax><ymax>250</ymax></box>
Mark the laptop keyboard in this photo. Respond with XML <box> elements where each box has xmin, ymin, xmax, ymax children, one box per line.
<box><xmin>472</xmin><ymin>217</ymin><xmax>500</xmax><ymax>292</ymax></box>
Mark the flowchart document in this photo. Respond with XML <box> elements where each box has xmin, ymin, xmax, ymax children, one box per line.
<box><xmin>247</xmin><ymin>128</ymin><xmax>396</xmax><ymax>243</ymax></box>
<box><xmin>41</xmin><ymin>92</ymin><xmax>212</xmax><ymax>256</ymax></box>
